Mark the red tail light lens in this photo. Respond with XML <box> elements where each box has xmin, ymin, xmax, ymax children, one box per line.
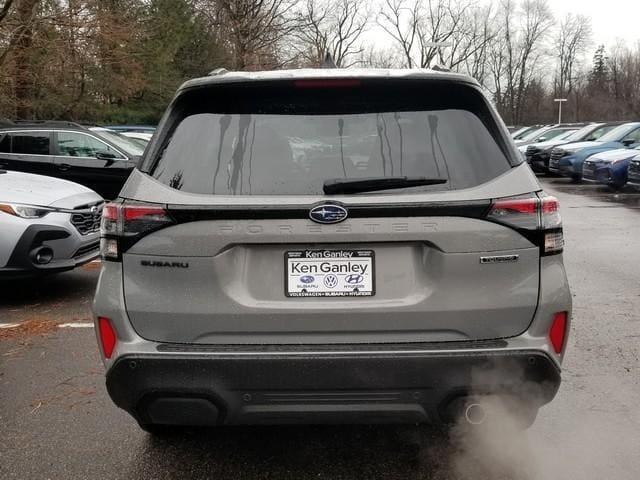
<box><xmin>100</xmin><ymin>203</ymin><xmax>174</xmax><ymax>261</ymax></box>
<box><xmin>549</xmin><ymin>311</ymin><xmax>568</xmax><ymax>354</ymax></box>
<box><xmin>487</xmin><ymin>194</ymin><xmax>564</xmax><ymax>255</ymax></box>
<box><xmin>98</xmin><ymin>317</ymin><xmax>117</xmax><ymax>359</ymax></box>
<box><xmin>488</xmin><ymin>197</ymin><xmax>539</xmax><ymax>229</ymax></box>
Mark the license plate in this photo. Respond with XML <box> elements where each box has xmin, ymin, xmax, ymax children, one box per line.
<box><xmin>285</xmin><ymin>250</ymin><xmax>375</xmax><ymax>297</ymax></box>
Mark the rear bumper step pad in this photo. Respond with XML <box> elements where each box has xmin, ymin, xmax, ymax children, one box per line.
<box><xmin>106</xmin><ymin>348</ymin><xmax>560</xmax><ymax>426</ymax></box>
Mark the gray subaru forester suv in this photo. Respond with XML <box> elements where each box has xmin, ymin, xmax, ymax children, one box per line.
<box><xmin>93</xmin><ymin>69</ymin><xmax>571</xmax><ymax>432</ymax></box>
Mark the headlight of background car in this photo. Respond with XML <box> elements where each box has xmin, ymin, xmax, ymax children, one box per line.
<box><xmin>0</xmin><ymin>203</ymin><xmax>55</xmax><ymax>218</ymax></box>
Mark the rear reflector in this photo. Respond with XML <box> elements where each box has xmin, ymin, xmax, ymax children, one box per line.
<box><xmin>98</xmin><ymin>317</ymin><xmax>117</xmax><ymax>359</ymax></box>
<box><xmin>549</xmin><ymin>312</ymin><xmax>568</xmax><ymax>354</ymax></box>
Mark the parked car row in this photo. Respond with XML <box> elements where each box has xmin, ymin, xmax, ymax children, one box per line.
<box><xmin>0</xmin><ymin>121</ymin><xmax>151</xmax><ymax>199</ymax></box>
<box><xmin>514</xmin><ymin>121</ymin><xmax>640</xmax><ymax>189</ymax></box>
<box><xmin>0</xmin><ymin>121</ymin><xmax>154</xmax><ymax>278</ymax></box>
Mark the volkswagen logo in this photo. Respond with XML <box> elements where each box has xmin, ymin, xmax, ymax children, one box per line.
<box><xmin>323</xmin><ymin>274</ymin><xmax>339</xmax><ymax>288</ymax></box>
<box><xmin>309</xmin><ymin>203</ymin><xmax>348</xmax><ymax>224</ymax></box>
<box><xmin>345</xmin><ymin>274</ymin><xmax>363</xmax><ymax>284</ymax></box>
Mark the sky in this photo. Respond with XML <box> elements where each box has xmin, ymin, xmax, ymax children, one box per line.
<box><xmin>366</xmin><ymin>0</ymin><xmax>640</xmax><ymax>55</ymax></box>
<box><xmin>548</xmin><ymin>0</ymin><xmax>640</xmax><ymax>47</ymax></box>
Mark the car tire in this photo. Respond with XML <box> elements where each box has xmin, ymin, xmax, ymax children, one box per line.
<box><xmin>570</xmin><ymin>174</ymin><xmax>581</xmax><ymax>182</ymax></box>
<box><xmin>137</xmin><ymin>422</ymin><xmax>187</xmax><ymax>436</ymax></box>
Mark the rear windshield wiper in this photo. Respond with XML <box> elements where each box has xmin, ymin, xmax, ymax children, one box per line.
<box><xmin>323</xmin><ymin>176</ymin><xmax>447</xmax><ymax>195</ymax></box>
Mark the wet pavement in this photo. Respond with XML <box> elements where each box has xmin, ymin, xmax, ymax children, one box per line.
<box><xmin>1</xmin><ymin>177</ymin><xmax>639</xmax><ymax>479</ymax></box>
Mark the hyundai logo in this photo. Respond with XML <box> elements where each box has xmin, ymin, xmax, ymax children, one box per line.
<box><xmin>345</xmin><ymin>274</ymin><xmax>363</xmax><ymax>284</ymax></box>
<box><xmin>300</xmin><ymin>275</ymin><xmax>315</xmax><ymax>284</ymax></box>
<box><xmin>309</xmin><ymin>203</ymin><xmax>348</xmax><ymax>224</ymax></box>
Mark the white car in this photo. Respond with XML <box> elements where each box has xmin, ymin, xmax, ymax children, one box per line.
<box><xmin>0</xmin><ymin>170</ymin><xmax>103</xmax><ymax>278</ymax></box>
<box><xmin>120</xmin><ymin>131</ymin><xmax>152</xmax><ymax>147</ymax></box>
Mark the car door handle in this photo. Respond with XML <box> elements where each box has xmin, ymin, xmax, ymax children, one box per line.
<box><xmin>56</xmin><ymin>163</ymin><xmax>71</xmax><ymax>171</ymax></box>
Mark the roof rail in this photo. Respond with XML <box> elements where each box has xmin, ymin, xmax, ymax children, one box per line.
<box><xmin>208</xmin><ymin>68</ymin><xmax>228</xmax><ymax>76</ymax></box>
<box><xmin>8</xmin><ymin>120</ymin><xmax>86</xmax><ymax>129</ymax></box>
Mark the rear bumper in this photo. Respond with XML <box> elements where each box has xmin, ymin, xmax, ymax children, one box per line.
<box><xmin>106</xmin><ymin>346</ymin><xmax>561</xmax><ymax>426</ymax></box>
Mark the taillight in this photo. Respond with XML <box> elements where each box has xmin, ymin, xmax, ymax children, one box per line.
<box><xmin>549</xmin><ymin>311</ymin><xmax>568</xmax><ymax>354</ymax></box>
<box><xmin>98</xmin><ymin>317</ymin><xmax>117</xmax><ymax>359</ymax></box>
<box><xmin>100</xmin><ymin>202</ymin><xmax>174</xmax><ymax>261</ymax></box>
<box><xmin>487</xmin><ymin>194</ymin><xmax>564</xmax><ymax>255</ymax></box>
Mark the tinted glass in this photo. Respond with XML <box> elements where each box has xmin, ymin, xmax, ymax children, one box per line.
<box><xmin>0</xmin><ymin>133</ymin><xmax>9</xmax><ymax>153</ymax></box>
<box><xmin>150</xmin><ymin>82</ymin><xmax>512</xmax><ymax>195</ymax></box>
<box><xmin>599</xmin><ymin>124</ymin><xmax>640</xmax><ymax>142</ymax></box>
<box><xmin>91</xmin><ymin>129</ymin><xmax>144</xmax><ymax>157</ymax></box>
<box><xmin>57</xmin><ymin>132</ymin><xmax>120</xmax><ymax>158</ymax></box>
<box><xmin>589</xmin><ymin>125</ymin><xmax>615</xmax><ymax>140</ymax></box>
<box><xmin>11</xmin><ymin>132</ymin><xmax>50</xmax><ymax>155</ymax></box>
<box><xmin>520</xmin><ymin>127</ymin><xmax>548</xmax><ymax>142</ymax></box>
<box><xmin>533</xmin><ymin>128</ymin><xmax>572</xmax><ymax>142</ymax></box>
<box><xmin>622</xmin><ymin>127</ymin><xmax>640</xmax><ymax>143</ymax></box>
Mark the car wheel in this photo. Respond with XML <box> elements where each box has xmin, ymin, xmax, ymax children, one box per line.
<box><xmin>137</xmin><ymin>422</ymin><xmax>187</xmax><ymax>436</ymax></box>
<box><xmin>570</xmin><ymin>174</ymin><xmax>581</xmax><ymax>182</ymax></box>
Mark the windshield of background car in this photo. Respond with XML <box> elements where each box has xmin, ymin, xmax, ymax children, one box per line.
<box><xmin>521</xmin><ymin>127</ymin><xmax>549</xmax><ymax>142</ymax></box>
<box><xmin>91</xmin><ymin>129</ymin><xmax>144</xmax><ymax>157</ymax></box>
<box><xmin>598</xmin><ymin>123</ymin><xmax>640</xmax><ymax>143</ymax></box>
<box><xmin>556</xmin><ymin>130</ymin><xmax>578</xmax><ymax>140</ymax></box>
<box><xmin>565</xmin><ymin>124</ymin><xmax>604</xmax><ymax>142</ymax></box>
<box><xmin>147</xmin><ymin>81</ymin><xmax>513</xmax><ymax>195</ymax></box>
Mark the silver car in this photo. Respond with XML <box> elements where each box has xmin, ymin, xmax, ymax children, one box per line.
<box><xmin>93</xmin><ymin>69</ymin><xmax>571</xmax><ymax>432</ymax></box>
<box><xmin>0</xmin><ymin>170</ymin><xmax>102</xmax><ymax>277</ymax></box>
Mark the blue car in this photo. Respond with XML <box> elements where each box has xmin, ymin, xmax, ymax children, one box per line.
<box><xmin>548</xmin><ymin>122</ymin><xmax>640</xmax><ymax>180</ymax></box>
<box><xmin>582</xmin><ymin>146</ymin><xmax>640</xmax><ymax>189</ymax></box>
<box><xmin>628</xmin><ymin>155</ymin><xmax>640</xmax><ymax>190</ymax></box>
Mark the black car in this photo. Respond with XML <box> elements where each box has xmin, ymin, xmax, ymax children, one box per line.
<box><xmin>0</xmin><ymin>121</ymin><xmax>144</xmax><ymax>199</ymax></box>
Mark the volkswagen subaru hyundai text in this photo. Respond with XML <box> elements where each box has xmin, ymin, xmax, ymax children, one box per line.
<box><xmin>93</xmin><ymin>69</ymin><xmax>571</xmax><ymax>433</ymax></box>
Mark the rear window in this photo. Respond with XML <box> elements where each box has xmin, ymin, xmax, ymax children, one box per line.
<box><xmin>9</xmin><ymin>132</ymin><xmax>50</xmax><ymax>155</ymax></box>
<box><xmin>148</xmin><ymin>80</ymin><xmax>512</xmax><ymax>195</ymax></box>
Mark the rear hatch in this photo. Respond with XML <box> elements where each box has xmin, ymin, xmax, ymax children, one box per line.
<box><xmin>115</xmin><ymin>76</ymin><xmax>543</xmax><ymax>345</ymax></box>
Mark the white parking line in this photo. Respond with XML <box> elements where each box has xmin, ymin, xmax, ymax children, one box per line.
<box><xmin>0</xmin><ymin>323</ymin><xmax>20</xmax><ymax>329</ymax></box>
<box><xmin>58</xmin><ymin>323</ymin><xmax>94</xmax><ymax>328</ymax></box>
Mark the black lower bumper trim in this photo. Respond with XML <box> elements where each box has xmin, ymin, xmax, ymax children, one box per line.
<box><xmin>106</xmin><ymin>349</ymin><xmax>561</xmax><ymax>427</ymax></box>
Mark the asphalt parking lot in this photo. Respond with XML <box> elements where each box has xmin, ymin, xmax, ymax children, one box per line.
<box><xmin>1</xmin><ymin>176</ymin><xmax>639</xmax><ymax>480</ymax></box>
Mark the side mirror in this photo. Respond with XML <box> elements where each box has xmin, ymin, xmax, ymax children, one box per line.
<box><xmin>586</xmin><ymin>137</ymin><xmax>596</xmax><ymax>141</ymax></box>
<box><xmin>96</xmin><ymin>151</ymin><xmax>117</xmax><ymax>160</ymax></box>
<box><xmin>622</xmin><ymin>139</ymin><xmax>635</xmax><ymax>147</ymax></box>
<box><xmin>538</xmin><ymin>136</ymin><xmax>547</xmax><ymax>142</ymax></box>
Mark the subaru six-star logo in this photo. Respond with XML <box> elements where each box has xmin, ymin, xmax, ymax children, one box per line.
<box><xmin>309</xmin><ymin>203</ymin><xmax>348</xmax><ymax>224</ymax></box>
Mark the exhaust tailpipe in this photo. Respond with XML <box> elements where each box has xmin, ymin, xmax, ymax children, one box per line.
<box><xmin>464</xmin><ymin>403</ymin><xmax>487</xmax><ymax>425</ymax></box>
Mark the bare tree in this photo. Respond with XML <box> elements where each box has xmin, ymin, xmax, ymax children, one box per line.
<box><xmin>216</xmin><ymin>0</ymin><xmax>298</xmax><ymax>70</ymax></box>
<box><xmin>489</xmin><ymin>0</ymin><xmax>554</xmax><ymax>124</ymax></box>
<box><xmin>378</xmin><ymin>0</ymin><xmax>496</xmax><ymax>73</ymax></box>
<box><xmin>554</xmin><ymin>13</ymin><xmax>592</xmax><ymax>99</ymax></box>
<box><xmin>294</xmin><ymin>0</ymin><xmax>369</xmax><ymax>67</ymax></box>
<box><xmin>377</xmin><ymin>0</ymin><xmax>420</xmax><ymax>67</ymax></box>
